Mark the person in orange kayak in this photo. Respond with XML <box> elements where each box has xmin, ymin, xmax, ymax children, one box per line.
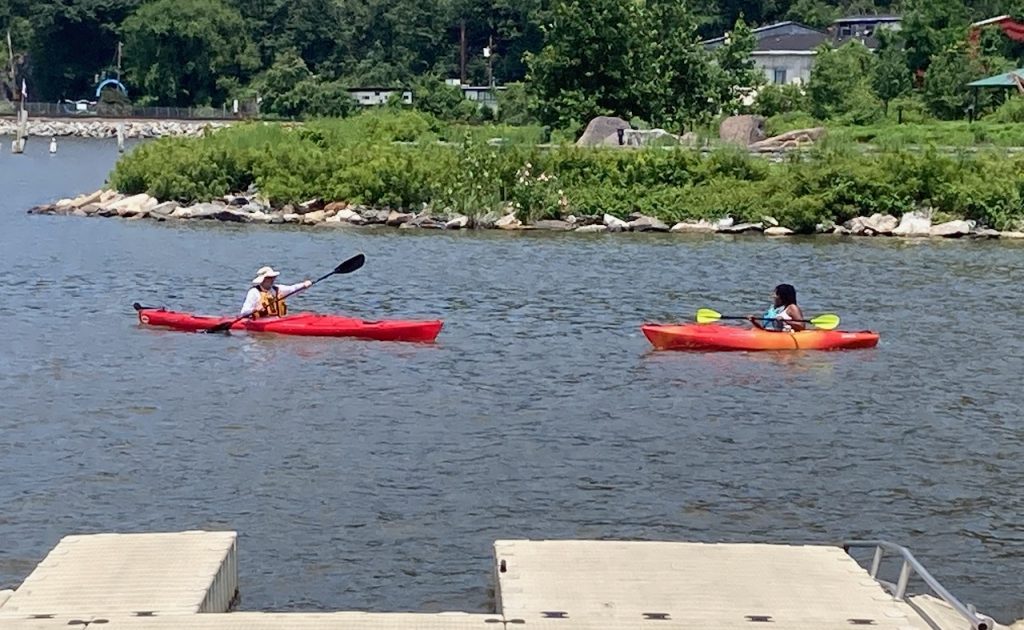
<box><xmin>240</xmin><ymin>266</ymin><xmax>312</xmax><ymax>319</ymax></box>
<box><xmin>749</xmin><ymin>283</ymin><xmax>805</xmax><ymax>332</ymax></box>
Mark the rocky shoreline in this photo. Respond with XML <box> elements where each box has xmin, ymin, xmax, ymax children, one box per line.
<box><xmin>27</xmin><ymin>188</ymin><xmax>1024</xmax><ymax>239</ymax></box>
<box><xmin>0</xmin><ymin>119</ymin><xmax>230</xmax><ymax>139</ymax></box>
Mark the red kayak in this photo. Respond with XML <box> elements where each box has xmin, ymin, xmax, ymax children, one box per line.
<box><xmin>642</xmin><ymin>323</ymin><xmax>879</xmax><ymax>351</ymax></box>
<box><xmin>136</xmin><ymin>307</ymin><xmax>443</xmax><ymax>342</ymax></box>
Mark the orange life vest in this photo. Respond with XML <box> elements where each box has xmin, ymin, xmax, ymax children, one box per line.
<box><xmin>254</xmin><ymin>286</ymin><xmax>287</xmax><ymax>318</ymax></box>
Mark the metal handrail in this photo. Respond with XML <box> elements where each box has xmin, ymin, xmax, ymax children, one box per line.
<box><xmin>844</xmin><ymin>540</ymin><xmax>994</xmax><ymax>630</ymax></box>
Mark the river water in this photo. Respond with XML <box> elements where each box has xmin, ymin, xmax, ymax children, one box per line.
<box><xmin>1</xmin><ymin>138</ymin><xmax>1022</xmax><ymax>621</ymax></box>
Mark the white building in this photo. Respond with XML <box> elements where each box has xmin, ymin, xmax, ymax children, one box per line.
<box><xmin>347</xmin><ymin>87</ymin><xmax>413</xmax><ymax>106</ymax></box>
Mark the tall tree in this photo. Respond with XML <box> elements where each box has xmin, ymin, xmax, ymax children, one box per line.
<box><xmin>122</xmin><ymin>0</ymin><xmax>259</xmax><ymax>105</ymax></box>
<box><xmin>526</xmin><ymin>0</ymin><xmax>639</xmax><ymax>130</ymax></box>
<box><xmin>633</xmin><ymin>0</ymin><xmax>722</xmax><ymax>127</ymax></box>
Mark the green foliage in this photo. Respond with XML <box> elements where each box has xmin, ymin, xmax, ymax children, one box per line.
<box><xmin>496</xmin><ymin>82</ymin><xmax>538</xmax><ymax>126</ymax></box>
<box><xmin>110</xmin><ymin>111</ymin><xmax>1024</xmax><ymax>232</ymax></box>
<box><xmin>872</xmin><ymin>36</ymin><xmax>913</xmax><ymax>106</ymax></box>
<box><xmin>752</xmin><ymin>84</ymin><xmax>809</xmax><ymax>117</ymax></box>
<box><xmin>985</xmin><ymin>96</ymin><xmax>1024</xmax><ymax>123</ymax></box>
<box><xmin>410</xmin><ymin>77</ymin><xmax>467</xmax><ymax>120</ymax></box>
<box><xmin>525</xmin><ymin>0</ymin><xmax>640</xmax><ymax>130</ymax></box>
<box><xmin>122</xmin><ymin>0</ymin><xmax>259</xmax><ymax>106</ymax></box>
<box><xmin>923</xmin><ymin>46</ymin><xmax>1012</xmax><ymax>120</ymax></box>
<box><xmin>807</xmin><ymin>42</ymin><xmax>882</xmax><ymax>123</ymax></box>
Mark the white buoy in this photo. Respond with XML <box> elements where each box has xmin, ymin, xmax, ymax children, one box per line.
<box><xmin>49</xmin><ymin>137</ymin><xmax>57</xmax><ymax>153</ymax></box>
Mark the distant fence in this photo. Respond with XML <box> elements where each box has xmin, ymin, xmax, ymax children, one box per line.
<box><xmin>0</xmin><ymin>101</ymin><xmax>257</xmax><ymax>120</ymax></box>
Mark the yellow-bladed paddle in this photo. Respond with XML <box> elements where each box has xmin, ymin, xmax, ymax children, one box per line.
<box><xmin>695</xmin><ymin>308</ymin><xmax>840</xmax><ymax>330</ymax></box>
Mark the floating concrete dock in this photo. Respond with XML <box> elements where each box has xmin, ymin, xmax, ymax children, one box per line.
<box><xmin>0</xmin><ymin>532</ymin><xmax>1012</xmax><ymax>630</ymax></box>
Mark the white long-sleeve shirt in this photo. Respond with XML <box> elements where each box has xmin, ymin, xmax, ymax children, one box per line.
<box><xmin>240</xmin><ymin>283</ymin><xmax>307</xmax><ymax>316</ymax></box>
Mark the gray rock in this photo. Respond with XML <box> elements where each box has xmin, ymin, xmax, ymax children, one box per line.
<box><xmin>189</xmin><ymin>203</ymin><xmax>228</xmax><ymax>219</ymax></box>
<box><xmin>533</xmin><ymin>219</ymin><xmax>572</xmax><ymax>231</ymax></box>
<box><xmin>1000</xmin><ymin>231</ymin><xmax>1024</xmax><ymax>238</ymax></box>
<box><xmin>846</xmin><ymin>216</ymin><xmax>868</xmax><ymax>235</ymax></box>
<box><xmin>298</xmin><ymin>198</ymin><xmax>324</xmax><ymax>213</ymax></box>
<box><xmin>80</xmin><ymin>204</ymin><xmax>102</xmax><ymax>216</ymax></box>
<box><xmin>971</xmin><ymin>228</ymin><xmax>1000</xmax><ymax>239</ymax></box>
<box><xmin>575</xmin><ymin>224</ymin><xmax>608</xmax><ymax>233</ymax></box>
<box><xmin>495</xmin><ymin>213</ymin><xmax>523</xmax><ymax>230</ymax></box>
<box><xmin>929</xmin><ymin>220</ymin><xmax>974</xmax><ymax>238</ymax></box>
<box><xmin>301</xmin><ymin>210</ymin><xmax>327</xmax><ymax>224</ymax></box>
<box><xmin>815</xmin><ymin>221</ymin><xmax>836</xmax><ymax>233</ymax></box>
<box><xmin>445</xmin><ymin>215</ymin><xmax>471</xmax><ymax>229</ymax></box>
<box><xmin>476</xmin><ymin>211</ymin><xmax>501</xmax><ymax>229</ymax></box>
<box><xmin>670</xmin><ymin>221</ymin><xmax>716</xmax><ymax>233</ymax></box>
<box><xmin>603</xmin><ymin>213</ymin><xmax>630</xmax><ymax>231</ymax></box>
<box><xmin>360</xmin><ymin>208</ymin><xmax>390</xmax><ymax>224</ymax></box>
<box><xmin>71</xmin><ymin>208</ymin><xmax>88</xmax><ymax>217</ymax></box>
<box><xmin>862</xmin><ymin>213</ymin><xmax>899</xmax><ymax>235</ymax></box>
<box><xmin>833</xmin><ymin>225</ymin><xmax>851</xmax><ymax>235</ymax></box>
<box><xmin>149</xmin><ymin>202</ymin><xmax>179</xmax><ymax>217</ymax></box>
<box><xmin>717</xmin><ymin>222</ymin><xmax>763</xmax><ymax>234</ymax></box>
<box><xmin>281</xmin><ymin>213</ymin><xmax>301</xmax><ymax>224</ymax></box>
<box><xmin>386</xmin><ymin>210</ymin><xmax>415</xmax><ymax>226</ymax></box>
<box><xmin>764</xmin><ymin>226</ymin><xmax>795</xmax><ymax>236</ymax></box>
<box><xmin>628</xmin><ymin>216</ymin><xmax>670</xmax><ymax>232</ymax></box>
<box><xmin>892</xmin><ymin>211</ymin><xmax>931</xmax><ymax>237</ymax></box>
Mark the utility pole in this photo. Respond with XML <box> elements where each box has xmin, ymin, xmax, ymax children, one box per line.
<box><xmin>459</xmin><ymin>20</ymin><xmax>467</xmax><ymax>84</ymax></box>
<box><xmin>484</xmin><ymin>35</ymin><xmax>494</xmax><ymax>87</ymax></box>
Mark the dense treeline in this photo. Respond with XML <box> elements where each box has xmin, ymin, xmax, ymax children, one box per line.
<box><xmin>2</xmin><ymin>0</ymin><xmax>1024</xmax><ymax>128</ymax></box>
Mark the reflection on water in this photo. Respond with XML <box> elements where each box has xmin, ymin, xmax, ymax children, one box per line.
<box><xmin>0</xmin><ymin>139</ymin><xmax>1022</xmax><ymax>621</ymax></box>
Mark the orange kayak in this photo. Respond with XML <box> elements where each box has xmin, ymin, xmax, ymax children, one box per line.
<box><xmin>642</xmin><ymin>323</ymin><xmax>879</xmax><ymax>351</ymax></box>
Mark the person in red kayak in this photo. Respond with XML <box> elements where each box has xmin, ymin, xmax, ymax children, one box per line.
<box><xmin>749</xmin><ymin>283</ymin><xmax>805</xmax><ymax>332</ymax></box>
<box><xmin>240</xmin><ymin>266</ymin><xmax>312</xmax><ymax>319</ymax></box>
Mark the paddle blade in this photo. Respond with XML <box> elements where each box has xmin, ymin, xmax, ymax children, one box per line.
<box><xmin>201</xmin><ymin>322</ymin><xmax>233</xmax><ymax>334</ymax></box>
<box><xmin>809</xmin><ymin>313</ymin><xmax>841</xmax><ymax>330</ymax></box>
<box><xmin>695</xmin><ymin>308</ymin><xmax>723</xmax><ymax>324</ymax></box>
<box><xmin>335</xmin><ymin>253</ymin><xmax>365</xmax><ymax>275</ymax></box>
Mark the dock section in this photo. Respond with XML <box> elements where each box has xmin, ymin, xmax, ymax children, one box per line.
<box><xmin>493</xmin><ymin>539</ymin><xmax>1001</xmax><ymax>630</ymax></box>
<box><xmin>0</xmin><ymin>531</ymin><xmax>238</xmax><ymax>617</ymax></box>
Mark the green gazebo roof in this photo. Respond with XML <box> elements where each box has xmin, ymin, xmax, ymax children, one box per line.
<box><xmin>967</xmin><ymin>68</ymin><xmax>1024</xmax><ymax>88</ymax></box>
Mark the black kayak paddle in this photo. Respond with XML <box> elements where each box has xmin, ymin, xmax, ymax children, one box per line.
<box><xmin>202</xmin><ymin>253</ymin><xmax>366</xmax><ymax>334</ymax></box>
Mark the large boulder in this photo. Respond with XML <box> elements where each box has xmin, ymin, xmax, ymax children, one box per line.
<box><xmin>495</xmin><ymin>213</ymin><xmax>522</xmax><ymax>230</ymax></box>
<box><xmin>670</xmin><ymin>220</ymin><xmax>717</xmax><ymax>233</ymax></box>
<box><xmin>748</xmin><ymin>127</ymin><xmax>826</xmax><ymax>152</ymax></box>
<box><xmin>576</xmin><ymin>116</ymin><xmax>631</xmax><ymax>147</ymax></box>
<box><xmin>385</xmin><ymin>210</ymin><xmax>415</xmax><ymax>226</ymax></box>
<box><xmin>892</xmin><ymin>211</ymin><xmax>932</xmax><ymax>237</ymax></box>
<box><xmin>628</xmin><ymin>215</ymin><xmax>670</xmax><ymax>232</ymax></box>
<box><xmin>862</xmin><ymin>213</ymin><xmax>899</xmax><ymax>235</ymax></box>
<box><xmin>930</xmin><ymin>220</ymin><xmax>974</xmax><ymax>238</ymax></box>
<box><xmin>719</xmin><ymin>115</ymin><xmax>766</xmax><ymax>146</ymax></box>
<box><xmin>603</xmin><ymin>213</ymin><xmax>630</xmax><ymax>232</ymax></box>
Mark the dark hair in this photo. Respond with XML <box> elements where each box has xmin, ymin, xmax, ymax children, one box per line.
<box><xmin>775</xmin><ymin>283</ymin><xmax>797</xmax><ymax>306</ymax></box>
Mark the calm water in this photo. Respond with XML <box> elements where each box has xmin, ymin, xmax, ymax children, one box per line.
<box><xmin>1</xmin><ymin>138</ymin><xmax>1022</xmax><ymax>621</ymax></box>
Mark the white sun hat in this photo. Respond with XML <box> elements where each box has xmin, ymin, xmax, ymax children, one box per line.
<box><xmin>251</xmin><ymin>266</ymin><xmax>281</xmax><ymax>285</ymax></box>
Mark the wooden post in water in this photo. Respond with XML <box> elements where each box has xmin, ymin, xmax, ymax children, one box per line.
<box><xmin>8</xmin><ymin>30</ymin><xmax>23</xmax><ymax>154</ymax></box>
<box><xmin>117</xmin><ymin>121</ymin><xmax>125</xmax><ymax>152</ymax></box>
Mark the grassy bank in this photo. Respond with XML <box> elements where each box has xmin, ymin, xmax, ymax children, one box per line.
<box><xmin>109</xmin><ymin>111</ymin><xmax>1024</xmax><ymax>232</ymax></box>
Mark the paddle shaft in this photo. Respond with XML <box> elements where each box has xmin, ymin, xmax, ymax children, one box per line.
<box><xmin>715</xmin><ymin>314</ymin><xmax>822</xmax><ymax>324</ymax></box>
